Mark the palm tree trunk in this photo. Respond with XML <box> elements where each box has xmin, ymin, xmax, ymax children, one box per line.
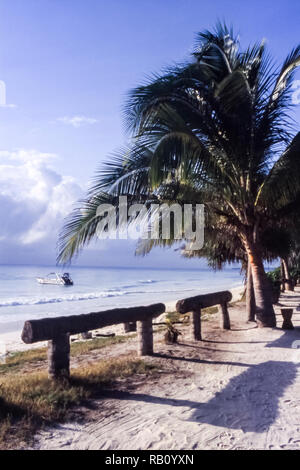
<box><xmin>280</xmin><ymin>260</ymin><xmax>285</xmax><ymax>292</ymax></box>
<box><xmin>246</xmin><ymin>258</ymin><xmax>256</xmax><ymax>322</ymax></box>
<box><xmin>245</xmin><ymin>241</ymin><xmax>276</xmax><ymax>328</ymax></box>
<box><xmin>282</xmin><ymin>257</ymin><xmax>293</xmax><ymax>291</ymax></box>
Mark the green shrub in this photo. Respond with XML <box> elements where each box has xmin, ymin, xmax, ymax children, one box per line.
<box><xmin>267</xmin><ymin>267</ymin><xmax>281</xmax><ymax>303</ymax></box>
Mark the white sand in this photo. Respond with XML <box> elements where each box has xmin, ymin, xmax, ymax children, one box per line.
<box><xmin>30</xmin><ymin>287</ymin><xmax>300</xmax><ymax>450</ymax></box>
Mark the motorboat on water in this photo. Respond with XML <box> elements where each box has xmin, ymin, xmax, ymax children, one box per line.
<box><xmin>36</xmin><ymin>272</ymin><xmax>73</xmax><ymax>286</ymax></box>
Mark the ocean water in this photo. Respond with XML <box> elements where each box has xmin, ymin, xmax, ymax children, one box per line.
<box><xmin>0</xmin><ymin>264</ymin><xmax>243</xmax><ymax>335</ymax></box>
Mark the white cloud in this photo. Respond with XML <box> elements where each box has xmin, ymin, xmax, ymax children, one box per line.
<box><xmin>0</xmin><ymin>149</ymin><xmax>82</xmax><ymax>253</ymax></box>
<box><xmin>0</xmin><ymin>149</ymin><xmax>208</xmax><ymax>268</ymax></box>
<box><xmin>57</xmin><ymin>115</ymin><xmax>98</xmax><ymax>128</ymax></box>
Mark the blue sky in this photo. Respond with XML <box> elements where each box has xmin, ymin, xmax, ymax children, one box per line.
<box><xmin>0</xmin><ymin>0</ymin><xmax>299</xmax><ymax>268</ymax></box>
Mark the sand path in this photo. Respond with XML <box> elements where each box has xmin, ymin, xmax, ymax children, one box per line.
<box><xmin>34</xmin><ymin>289</ymin><xmax>300</xmax><ymax>450</ymax></box>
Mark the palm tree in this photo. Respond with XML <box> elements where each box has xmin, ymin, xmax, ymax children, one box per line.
<box><xmin>58</xmin><ymin>23</ymin><xmax>300</xmax><ymax>327</ymax></box>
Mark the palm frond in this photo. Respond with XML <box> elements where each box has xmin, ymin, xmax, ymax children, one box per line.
<box><xmin>57</xmin><ymin>192</ymin><xmax>118</xmax><ymax>264</ymax></box>
<box><xmin>89</xmin><ymin>145</ymin><xmax>153</xmax><ymax>197</ymax></box>
<box><xmin>271</xmin><ymin>46</ymin><xmax>300</xmax><ymax>102</ymax></box>
<box><xmin>258</xmin><ymin>132</ymin><xmax>300</xmax><ymax>208</ymax></box>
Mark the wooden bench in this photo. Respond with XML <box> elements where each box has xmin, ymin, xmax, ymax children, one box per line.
<box><xmin>176</xmin><ymin>290</ymin><xmax>232</xmax><ymax>341</ymax></box>
<box><xmin>21</xmin><ymin>303</ymin><xmax>165</xmax><ymax>380</ymax></box>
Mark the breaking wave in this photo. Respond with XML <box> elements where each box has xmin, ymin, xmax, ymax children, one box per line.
<box><xmin>0</xmin><ymin>289</ymin><xmax>130</xmax><ymax>308</ymax></box>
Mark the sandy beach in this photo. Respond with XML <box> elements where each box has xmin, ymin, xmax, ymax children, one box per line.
<box><xmin>24</xmin><ymin>287</ymin><xmax>300</xmax><ymax>451</ymax></box>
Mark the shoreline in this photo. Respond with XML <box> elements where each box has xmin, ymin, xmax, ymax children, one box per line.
<box><xmin>0</xmin><ymin>284</ymin><xmax>244</xmax><ymax>353</ymax></box>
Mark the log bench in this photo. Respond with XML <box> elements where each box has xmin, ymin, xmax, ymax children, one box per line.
<box><xmin>21</xmin><ymin>303</ymin><xmax>165</xmax><ymax>380</ymax></box>
<box><xmin>176</xmin><ymin>290</ymin><xmax>232</xmax><ymax>341</ymax></box>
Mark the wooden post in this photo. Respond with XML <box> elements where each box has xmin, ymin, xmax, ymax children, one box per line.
<box><xmin>123</xmin><ymin>321</ymin><xmax>137</xmax><ymax>333</ymax></box>
<box><xmin>48</xmin><ymin>333</ymin><xmax>70</xmax><ymax>380</ymax></box>
<box><xmin>281</xmin><ymin>308</ymin><xmax>294</xmax><ymax>330</ymax></box>
<box><xmin>220</xmin><ymin>302</ymin><xmax>231</xmax><ymax>330</ymax></box>
<box><xmin>191</xmin><ymin>308</ymin><xmax>201</xmax><ymax>341</ymax></box>
<box><xmin>137</xmin><ymin>318</ymin><xmax>153</xmax><ymax>356</ymax></box>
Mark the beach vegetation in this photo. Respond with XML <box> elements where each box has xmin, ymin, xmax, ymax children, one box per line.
<box><xmin>0</xmin><ymin>335</ymin><xmax>130</xmax><ymax>376</ymax></box>
<box><xmin>0</xmin><ymin>357</ymin><xmax>156</xmax><ymax>449</ymax></box>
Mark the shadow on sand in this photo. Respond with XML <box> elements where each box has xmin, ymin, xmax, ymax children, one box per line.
<box><xmin>100</xmin><ymin>359</ymin><xmax>297</xmax><ymax>433</ymax></box>
<box><xmin>265</xmin><ymin>326</ymin><xmax>300</xmax><ymax>348</ymax></box>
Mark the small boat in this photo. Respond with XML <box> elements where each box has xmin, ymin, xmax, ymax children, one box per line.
<box><xmin>36</xmin><ymin>272</ymin><xmax>73</xmax><ymax>286</ymax></box>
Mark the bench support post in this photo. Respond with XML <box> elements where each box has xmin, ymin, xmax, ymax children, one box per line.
<box><xmin>137</xmin><ymin>318</ymin><xmax>153</xmax><ymax>356</ymax></box>
<box><xmin>48</xmin><ymin>333</ymin><xmax>70</xmax><ymax>380</ymax></box>
<box><xmin>220</xmin><ymin>302</ymin><xmax>231</xmax><ymax>330</ymax></box>
<box><xmin>281</xmin><ymin>308</ymin><xmax>294</xmax><ymax>330</ymax></box>
<box><xmin>191</xmin><ymin>308</ymin><xmax>202</xmax><ymax>341</ymax></box>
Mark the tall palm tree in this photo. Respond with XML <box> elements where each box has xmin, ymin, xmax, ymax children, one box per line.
<box><xmin>58</xmin><ymin>23</ymin><xmax>300</xmax><ymax>327</ymax></box>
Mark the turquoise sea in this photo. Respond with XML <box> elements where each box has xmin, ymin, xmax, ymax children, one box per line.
<box><xmin>0</xmin><ymin>264</ymin><xmax>244</xmax><ymax>335</ymax></box>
